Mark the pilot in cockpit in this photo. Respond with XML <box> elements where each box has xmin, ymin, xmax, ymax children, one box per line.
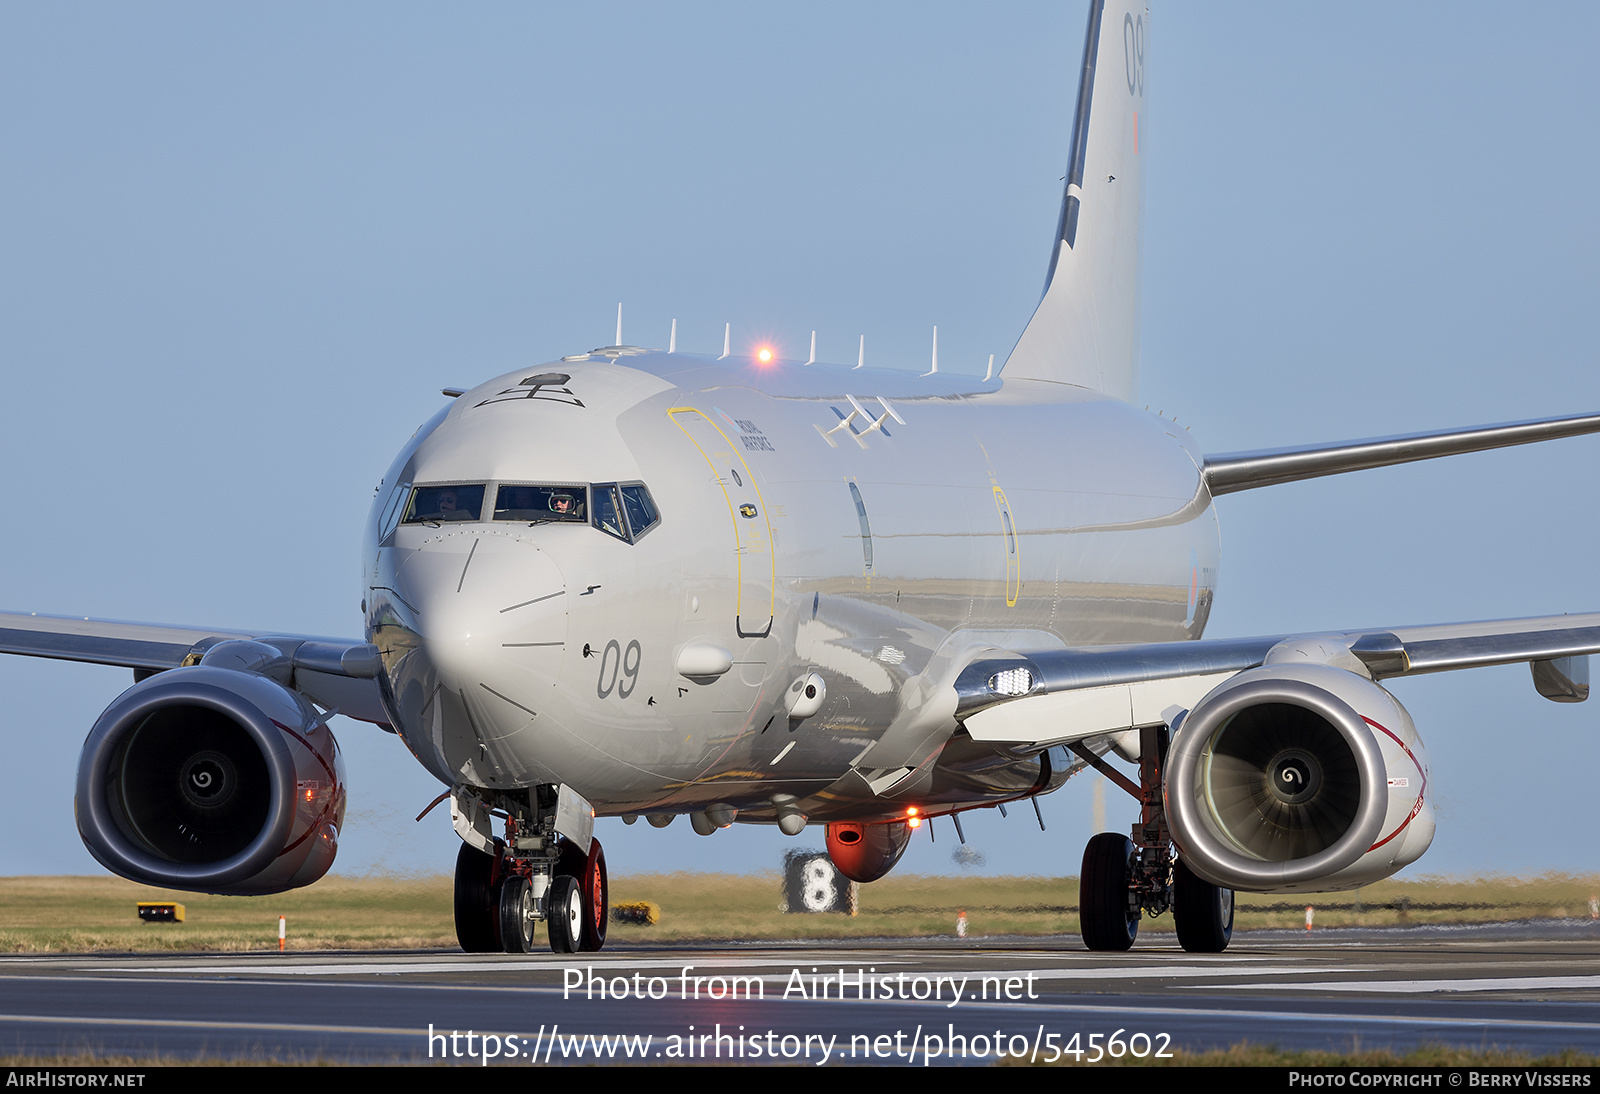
<box><xmin>435</xmin><ymin>489</ymin><xmax>472</xmax><ymax>521</ymax></box>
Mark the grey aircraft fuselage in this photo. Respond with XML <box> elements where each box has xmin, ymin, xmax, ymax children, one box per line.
<box><xmin>364</xmin><ymin>348</ymin><xmax>1217</xmax><ymax>826</ymax></box>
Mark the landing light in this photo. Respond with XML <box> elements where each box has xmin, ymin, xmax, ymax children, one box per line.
<box><xmin>988</xmin><ymin>667</ymin><xmax>1034</xmax><ymax>696</ymax></box>
<box><xmin>756</xmin><ymin>347</ymin><xmax>773</xmax><ymax>364</ymax></box>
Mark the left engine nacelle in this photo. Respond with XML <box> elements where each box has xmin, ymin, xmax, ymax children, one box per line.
<box><xmin>76</xmin><ymin>665</ymin><xmax>346</xmax><ymax>895</ymax></box>
<box><xmin>1164</xmin><ymin>662</ymin><xmax>1433</xmax><ymax>894</ymax></box>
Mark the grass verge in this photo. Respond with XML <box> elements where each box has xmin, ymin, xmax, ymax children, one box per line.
<box><xmin>0</xmin><ymin>871</ymin><xmax>1596</xmax><ymax>952</ymax></box>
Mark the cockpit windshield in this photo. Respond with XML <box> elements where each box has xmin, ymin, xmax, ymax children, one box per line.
<box><xmin>396</xmin><ymin>480</ymin><xmax>660</xmax><ymax>542</ymax></box>
<box><xmin>620</xmin><ymin>484</ymin><xmax>660</xmax><ymax>537</ymax></box>
<box><xmin>590</xmin><ymin>484</ymin><xmax>625</xmax><ymax>540</ymax></box>
<box><xmin>401</xmin><ymin>484</ymin><xmax>485</xmax><ymax>523</ymax></box>
<box><xmin>591</xmin><ymin>482</ymin><xmax>661</xmax><ymax>541</ymax></box>
<box><xmin>494</xmin><ymin>484</ymin><xmax>588</xmax><ymax>523</ymax></box>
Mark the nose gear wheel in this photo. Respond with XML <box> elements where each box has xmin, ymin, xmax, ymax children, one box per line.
<box><xmin>499</xmin><ymin>874</ymin><xmax>537</xmax><ymax>953</ymax></box>
<box><xmin>547</xmin><ymin>875</ymin><xmax>582</xmax><ymax>953</ymax></box>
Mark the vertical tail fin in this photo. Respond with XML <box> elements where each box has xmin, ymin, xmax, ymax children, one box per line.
<box><xmin>1002</xmin><ymin>0</ymin><xmax>1146</xmax><ymax>401</ymax></box>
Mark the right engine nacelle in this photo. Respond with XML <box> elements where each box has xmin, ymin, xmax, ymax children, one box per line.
<box><xmin>76</xmin><ymin>664</ymin><xmax>346</xmax><ymax>895</ymax></box>
<box><xmin>826</xmin><ymin>820</ymin><xmax>912</xmax><ymax>883</ymax></box>
<box><xmin>1164</xmin><ymin>663</ymin><xmax>1433</xmax><ymax>894</ymax></box>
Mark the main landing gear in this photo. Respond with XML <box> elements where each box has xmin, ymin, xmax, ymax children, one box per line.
<box><xmin>452</xmin><ymin>787</ymin><xmax>609</xmax><ymax>955</ymax></box>
<box><xmin>1070</xmin><ymin>722</ymin><xmax>1234</xmax><ymax>953</ymax></box>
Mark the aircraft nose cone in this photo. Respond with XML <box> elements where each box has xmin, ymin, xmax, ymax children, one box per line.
<box><xmin>381</xmin><ymin>530</ymin><xmax>568</xmax><ymax>760</ymax></box>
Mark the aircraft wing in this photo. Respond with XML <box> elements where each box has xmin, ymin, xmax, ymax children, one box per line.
<box><xmin>1203</xmin><ymin>411</ymin><xmax>1600</xmax><ymax>495</ymax></box>
<box><xmin>954</xmin><ymin>613</ymin><xmax>1600</xmax><ymax>748</ymax></box>
<box><xmin>0</xmin><ymin>611</ymin><xmax>390</xmax><ymax>726</ymax></box>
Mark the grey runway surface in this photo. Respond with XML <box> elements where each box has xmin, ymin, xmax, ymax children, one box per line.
<box><xmin>2</xmin><ymin>922</ymin><xmax>1598</xmax><ymax>1065</ymax></box>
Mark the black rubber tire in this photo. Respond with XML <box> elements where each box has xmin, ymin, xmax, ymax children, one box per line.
<box><xmin>498</xmin><ymin>874</ymin><xmax>536</xmax><ymax>953</ymax></box>
<box><xmin>555</xmin><ymin>835</ymin><xmax>588</xmax><ymax>879</ymax></box>
<box><xmin>578</xmin><ymin>839</ymin><xmax>608</xmax><ymax>952</ymax></box>
<box><xmin>1079</xmin><ymin>833</ymin><xmax>1138</xmax><ymax>952</ymax></box>
<box><xmin>454</xmin><ymin>842</ymin><xmax>500</xmax><ymax>953</ymax></box>
<box><xmin>1173</xmin><ymin>858</ymin><xmax>1234</xmax><ymax>953</ymax></box>
<box><xmin>547</xmin><ymin>874</ymin><xmax>582</xmax><ymax>954</ymax></box>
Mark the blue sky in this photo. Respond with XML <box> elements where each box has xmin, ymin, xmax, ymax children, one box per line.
<box><xmin>1</xmin><ymin>2</ymin><xmax>1596</xmax><ymax>884</ymax></box>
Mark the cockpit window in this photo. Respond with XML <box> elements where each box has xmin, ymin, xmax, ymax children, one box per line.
<box><xmin>402</xmin><ymin>484</ymin><xmax>485</xmax><ymax>523</ymax></box>
<box><xmin>620</xmin><ymin>484</ymin><xmax>660</xmax><ymax>538</ymax></box>
<box><xmin>588</xmin><ymin>481</ymin><xmax>661</xmax><ymax>542</ymax></box>
<box><xmin>494</xmin><ymin>484</ymin><xmax>587</xmax><ymax>522</ymax></box>
<box><xmin>378</xmin><ymin>481</ymin><xmax>411</xmax><ymax>540</ymax></box>
<box><xmin>398</xmin><ymin>480</ymin><xmax>659</xmax><ymax>540</ymax></box>
<box><xmin>591</xmin><ymin>484</ymin><xmax>627</xmax><ymax>541</ymax></box>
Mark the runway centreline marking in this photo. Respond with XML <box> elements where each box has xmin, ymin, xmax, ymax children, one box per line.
<box><xmin>10</xmin><ymin>950</ymin><xmax>1287</xmax><ymax>971</ymax></box>
<box><xmin>0</xmin><ymin>1013</ymin><xmax>426</xmax><ymax>1038</ymax></box>
<box><xmin>1219</xmin><ymin>975</ymin><xmax>1600</xmax><ymax>993</ymax></box>
<box><xmin>65</xmin><ymin>962</ymin><xmax>1351</xmax><ymax>985</ymax></box>
<box><xmin>0</xmin><ymin>1002</ymin><xmax>1596</xmax><ymax>1038</ymax></box>
<box><xmin>10</xmin><ymin>970</ymin><xmax>1597</xmax><ymax>1019</ymax></box>
<box><xmin>945</xmin><ymin>1002</ymin><xmax>1600</xmax><ymax>1034</ymax></box>
<box><xmin>74</xmin><ymin>958</ymin><xmax>802</xmax><ymax>976</ymax></box>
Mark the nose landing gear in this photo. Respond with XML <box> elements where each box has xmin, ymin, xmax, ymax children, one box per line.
<box><xmin>449</xmin><ymin>785</ymin><xmax>611</xmax><ymax>954</ymax></box>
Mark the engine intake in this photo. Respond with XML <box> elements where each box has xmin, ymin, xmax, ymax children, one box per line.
<box><xmin>1164</xmin><ymin>663</ymin><xmax>1433</xmax><ymax>893</ymax></box>
<box><xmin>77</xmin><ymin>666</ymin><xmax>346</xmax><ymax>895</ymax></box>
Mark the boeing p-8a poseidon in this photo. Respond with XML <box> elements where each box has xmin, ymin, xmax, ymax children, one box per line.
<box><xmin>6</xmin><ymin>0</ymin><xmax>1599</xmax><ymax>954</ymax></box>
